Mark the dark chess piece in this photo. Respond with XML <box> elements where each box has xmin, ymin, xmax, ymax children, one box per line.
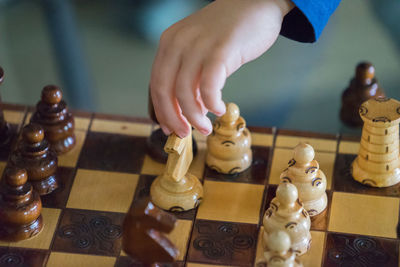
<box><xmin>122</xmin><ymin>199</ymin><xmax>179</xmax><ymax>264</ymax></box>
<box><xmin>10</xmin><ymin>123</ymin><xmax>58</xmax><ymax>195</ymax></box>
<box><xmin>146</xmin><ymin>90</ymin><xmax>197</xmax><ymax>163</ymax></box>
<box><xmin>31</xmin><ymin>85</ymin><xmax>75</xmax><ymax>154</ymax></box>
<box><xmin>0</xmin><ymin>67</ymin><xmax>12</xmax><ymax>147</ymax></box>
<box><xmin>340</xmin><ymin>62</ymin><xmax>385</xmax><ymax>127</ymax></box>
<box><xmin>0</xmin><ymin>167</ymin><xmax>43</xmax><ymax>241</ymax></box>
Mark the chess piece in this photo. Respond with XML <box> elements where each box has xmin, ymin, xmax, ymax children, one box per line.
<box><xmin>146</xmin><ymin>90</ymin><xmax>197</xmax><ymax>163</ymax></box>
<box><xmin>264</xmin><ymin>231</ymin><xmax>303</xmax><ymax>267</ymax></box>
<box><xmin>280</xmin><ymin>143</ymin><xmax>327</xmax><ymax>217</ymax></box>
<box><xmin>150</xmin><ymin>128</ymin><xmax>203</xmax><ymax>211</ymax></box>
<box><xmin>122</xmin><ymin>199</ymin><xmax>179</xmax><ymax>264</ymax></box>
<box><xmin>0</xmin><ymin>167</ymin><xmax>43</xmax><ymax>241</ymax></box>
<box><xmin>10</xmin><ymin>123</ymin><xmax>58</xmax><ymax>195</ymax></box>
<box><xmin>206</xmin><ymin>102</ymin><xmax>252</xmax><ymax>174</ymax></box>
<box><xmin>340</xmin><ymin>62</ymin><xmax>385</xmax><ymax>127</ymax></box>
<box><xmin>352</xmin><ymin>97</ymin><xmax>400</xmax><ymax>187</ymax></box>
<box><xmin>263</xmin><ymin>183</ymin><xmax>311</xmax><ymax>255</ymax></box>
<box><xmin>31</xmin><ymin>85</ymin><xmax>75</xmax><ymax>154</ymax></box>
<box><xmin>0</xmin><ymin>67</ymin><xmax>12</xmax><ymax>147</ymax></box>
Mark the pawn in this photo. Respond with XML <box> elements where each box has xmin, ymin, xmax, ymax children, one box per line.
<box><xmin>263</xmin><ymin>183</ymin><xmax>311</xmax><ymax>255</ymax></box>
<box><xmin>31</xmin><ymin>85</ymin><xmax>75</xmax><ymax>154</ymax></box>
<box><xmin>0</xmin><ymin>167</ymin><xmax>43</xmax><ymax>241</ymax></box>
<box><xmin>280</xmin><ymin>143</ymin><xmax>327</xmax><ymax>217</ymax></box>
<box><xmin>340</xmin><ymin>62</ymin><xmax>385</xmax><ymax>127</ymax></box>
<box><xmin>264</xmin><ymin>231</ymin><xmax>303</xmax><ymax>267</ymax></box>
<box><xmin>10</xmin><ymin>123</ymin><xmax>58</xmax><ymax>195</ymax></box>
<box><xmin>206</xmin><ymin>103</ymin><xmax>252</xmax><ymax>174</ymax></box>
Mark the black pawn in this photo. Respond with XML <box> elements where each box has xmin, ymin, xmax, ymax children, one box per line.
<box><xmin>10</xmin><ymin>123</ymin><xmax>58</xmax><ymax>195</ymax></box>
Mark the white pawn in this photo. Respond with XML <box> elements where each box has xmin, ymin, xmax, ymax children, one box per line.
<box><xmin>206</xmin><ymin>103</ymin><xmax>252</xmax><ymax>174</ymax></box>
<box><xmin>263</xmin><ymin>183</ymin><xmax>311</xmax><ymax>255</ymax></box>
<box><xmin>264</xmin><ymin>231</ymin><xmax>303</xmax><ymax>267</ymax></box>
<box><xmin>280</xmin><ymin>143</ymin><xmax>327</xmax><ymax>217</ymax></box>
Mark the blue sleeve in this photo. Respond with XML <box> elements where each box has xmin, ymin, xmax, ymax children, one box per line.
<box><xmin>280</xmin><ymin>0</ymin><xmax>341</xmax><ymax>43</ymax></box>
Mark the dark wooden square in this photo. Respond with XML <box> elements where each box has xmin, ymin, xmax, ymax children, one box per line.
<box><xmin>204</xmin><ymin>146</ymin><xmax>270</xmax><ymax>184</ymax></box>
<box><xmin>187</xmin><ymin>219</ymin><xmax>258</xmax><ymax>266</ymax></box>
<box><xmin>133</xmin><ymin>175</ymin><xmax>197</xmax><ymax>220</ymax></box>
<box><xmin>261</xmin><ymin>185</ymin><xmax>331</xmax><ymax>231</ymax></box>
<box><xmin>78</xmin><ymin>132</ymin><xmax>146</xmax><ymax>173</ymax></box>
<box><xmin>52</xmin><ymin>208</ymin><xmax>124</xmax><ymax>257</ymax></box>
<box><xmin>41</xmin><ymin>167</ymin><xmax>76</xmax><ymax>209</ymax></box>
<box><xmin>323</xmin><ymin>232</ymin><xmax>399</xmax><ymax>267</ymax></box>
<box><xmin>333</xmin><ymin>154</ymin><xmax>400</xmax><ymax>197</ymax></box>
<box><xmin>0</xmin><ymin>246</ymin><xmax>49</xmax><ymax>267</ymax></box>
<box><xmin>114</xmin><ymin>256</ymin><xmax>184</xmax><ymax>267</ymax></box>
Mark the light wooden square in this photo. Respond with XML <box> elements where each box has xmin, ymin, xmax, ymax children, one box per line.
<box><xmin>141</xmin><ymin>155</ymin><xmax>165</xmax><ymax>176</ymax></box>
<box><xmin>58</xmin><ymin>130</ymin><xmax>86</xmax><ymax>167</ymax></box>
<box><xmin>251</xmin><ymin>132</ymin><xmax>274</xmax><ymax>147</ymax></box>
<box><xmin>338</xmin><ymin>140</ymin><xmax>360</xmax><ymax>154</ymax></box>
<box><xmin>298</xmin><ymin>230</ymin><xmax>326</xmax><ymax>267</ymax></box>
<box><xmin>269</xmin><ymin>148</ymin><xmax>334</xmax><ymax>189</ymax></box>
<box><xmin>4</xmin><ymin>110</ymin><xmax>24</xmax><ymax>125</ymax></box>
<box><xmin>47</xmin><ymin>252</ymin><xmax>116</xmax><ymax>267</ymax></box>
<box><xmin>91</xmin><ymin>119</ymin><xmax>151</xmax><ymax>137</ymax></box>
<box><xmin>67</xmin><ymin>169</ymin><xmax>139</xmax><ymax>213</ymax></box>
<box><xmin>329</xmin><ymin>192</ymin><xmax>399</xmax><ymax>238</ymax></box>
<box><xmin>167</xmin><ymin>219</ymin><xmax>193</xmax><ymax>261</ymax></box>
<box><xmin>1</xmin><ymin>208</ymin><xmax>61</xmax><ymax>249</ymax></box>
<box><xmin>197</xmin><ymin>180</ymin><xmax>264</xmax><ymax>224</ymax></box>
<box><xmin>276</xmin><ymin>136</ymin><xmax>337</xmax><ymax>152</ymax></box>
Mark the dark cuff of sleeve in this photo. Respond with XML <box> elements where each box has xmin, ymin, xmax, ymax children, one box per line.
<box><xmin>280</xmin><ymin>0</ymin><xmax>341</xmax><ymax>43</ymax></box>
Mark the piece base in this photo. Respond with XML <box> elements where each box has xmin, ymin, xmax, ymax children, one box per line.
<box><xmin>303</xmin><ymin>193</ymin><xmax>328</xmax><ymax>217</ymax></box>
<box><xmin>206</xmin><ymin>151</ymin><xmax>252</xmax><ymax>175</ymax></box>
<box><xmin>150</xmin><ymin>173</ymin><xmax>203</xmax><ymax>212</ymax></box>
<box><xmin>31</xmin><ymin>175</ymin><xmax>59</xmax><ymax>195</ymax></box>
<box><xmin>352</xmin><ymin>159</ymin><xmax>400</xmax><ymax>187</ymax></box>
<box><xmin>51</xmin><ymin>135</ymin><xmax>76</xmax><ymax>155</ymax></box>
<box><xmin>0</xmin><ymin>215</ymin><xmax>43</xmax><ymax>242</ymax></box>
<box><xmin>146</xmin><ymin>128</ymin><xmax>198</xmax><ymax>163</ymax></box>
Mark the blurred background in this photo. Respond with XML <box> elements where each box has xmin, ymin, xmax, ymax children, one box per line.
<box><xmin>0</xmin><ymin>0</ymin><xmax>399</xmax><ymax>134</ymax></box>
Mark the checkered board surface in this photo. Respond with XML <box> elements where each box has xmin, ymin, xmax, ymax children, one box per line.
<box><xmin>0</xmin><ymin>103</ymin><xmax>399</xmax><ymax>267</ymax></box>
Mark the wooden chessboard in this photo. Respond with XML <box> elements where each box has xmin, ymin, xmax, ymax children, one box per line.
<box><xmin>0</xmin><ymin>103</ymin><xmax>399</xmax><ymax>267</ymax></box>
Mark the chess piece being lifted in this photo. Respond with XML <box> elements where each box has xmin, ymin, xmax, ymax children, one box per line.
<box><xmin>280</xmin><ymin>143</ymin><xmax>327</xmax><ymax>217</ymax></box>
<box><xmin>151</xmin><ymin>128</ymin><xmax>203</xmax><ymax>211</ymax></box>
<box><xmin>0</xmin><ymin>167</ymin><xmax>43</xmax><ymax>241</ymax></box>
<box><xmin>31</xmin><ymin>85</ymin><xmax>75</xmax><ymax>154</ymax></box>
<box><xmin>206</xmin><ymin>102</ymin><xmax>252</xmax><ymax>174</ymax></box>
<box><xmin>263</xmin><ymin>183</ymin><xmax>311</xmax><ymax>256</ymax></box>
<box><xmin>0</xmin><ymin>67</ymin><xmax>12</xmax><ymax>146</ymax></box>
<box><xmin>146</xmin><ymin>90</ymin><xmax>197</xmax><ymax>163</ymax></box>
<box><xmin>122</xmin><ymin>199</ymin><xmax>179</xmax><ymax>264</ymax></box>
<box><xmin>10</xmin><ymin>123</ymin><xmax>58</xmax><ymax>195</ymax></box>
<box><xmin>340</xmin><ymin>62</ymin><xmax>385</xmax><ymax>127</ymax></box>
<box><xmin>264</xmin><ymin>231</ymin><xmax>303</xmax><ymax>267</ymax></box>
<box><xmin>352</xmin><ymin>97</ymin><xmax>400</xmax><ymax>187</ymax></box>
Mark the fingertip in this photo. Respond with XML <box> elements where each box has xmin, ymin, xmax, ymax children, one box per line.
<box><xmin>213</xmin><ymin>101</ymin><xmax>226</xmax><ymax>116</ymax></box>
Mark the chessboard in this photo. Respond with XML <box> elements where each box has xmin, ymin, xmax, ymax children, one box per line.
<box><xmin>0</xmin><ymin>103</ymin><xmax>399</xmax><ymax>267</ymax></box>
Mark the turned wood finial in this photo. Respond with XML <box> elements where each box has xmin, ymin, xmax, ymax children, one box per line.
<box><xmin>355</xmin><ymin>62</ymin><xmax>375</xmax><ymax>84</ymax></box>
<box><xmin>220</xmin><ymin>103</ymin><xmax>239</xmax><ymax>124</ymax></box>
<box><xmin>4</xmin><ymin>167</ymin><xmax>27</xmax><ymax>187</ymax></box>
<box><xmin>22</xmin><ymin>123</ymin><xmax>44</xmax><ymax>144</ymax></box>
<box><xmin>293</xmin><ymin>143</ymin><xmax>314</xmax><ymax>165</ymax></box>
<box><xmin>267</xmin><ymin>230</ymin><xmax>291</xmax><ymax>254</ymax></box>
<box><xmin>276</xmin><ymin>183</ymin><xmax>298</xmax><ymax>207</ymax></box>
<box><xmin>41</xmin><ymin>85</ymin><xmax>62</xmax><ymax>105</ymax></box>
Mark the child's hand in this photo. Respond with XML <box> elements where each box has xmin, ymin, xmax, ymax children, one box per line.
<box><xmin>150</xmin><ymin>0</ymin><xmax>294</xmax><ymax>137</ymax></box>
